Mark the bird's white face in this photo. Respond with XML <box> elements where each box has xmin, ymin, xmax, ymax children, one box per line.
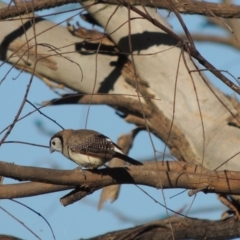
<box><xmin>50</xmin><ymin>137</ymin><xmax>63</xmax><ymax>153</ymax></box>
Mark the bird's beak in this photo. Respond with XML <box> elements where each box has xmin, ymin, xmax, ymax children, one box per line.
<box><xmin>50</xmin><ymin>147</ymin><xmax>55</xmax><ymax>153</ymax></box>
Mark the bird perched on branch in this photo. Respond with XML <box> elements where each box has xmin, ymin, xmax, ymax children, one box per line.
<box><xmin>49</xmin><ymin>129</ymin><xmax>143</xmax><ymax>171</ymax></box>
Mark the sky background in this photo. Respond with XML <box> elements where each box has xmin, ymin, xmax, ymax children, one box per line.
<box><xmin>0</xmin><ymin>1</ymin><xmax>239</xmax><ymax>239</ymax></box>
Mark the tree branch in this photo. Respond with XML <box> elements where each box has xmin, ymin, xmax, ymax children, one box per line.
<box><xmin>179</xmin><ymin>34</ymin><xmax>240</xmax><ymax>50</ymax></box>
<box><xmin>1</xmin><ymin>216</ymin><xmax>240</xmax><ymax>239</ymax></box>
<box><xmin>1</xmin><ymin>0</ymin><xmax>240</xmax><ymax>20</ymax></box>
<box><xmin>43</xmin><ymin>93</ymin><xmax>152</xmax><ymax>118</ymax></box>
<box><xmin>0</xmin><ymin>0</ymin><xmax>80</xmax><ymax>20</ymax></box>
<box><xmin>0</xmin><ymin>182</ymin><xmax>74</xmax><ymax>198</ymax></box>
<box><xmin>88</xmin><ymin>216</ymin><xmax>240</xmax><ymax>239</ymax></box>
<box><xmin>100</xmin><ymin>0</ymin><xmax>240</xmax><ymax>19</ymax></box>
<box><xmin>1</xmin><ymin>161</ymin><xmax>240</xmax><ymax>202</ymax></box>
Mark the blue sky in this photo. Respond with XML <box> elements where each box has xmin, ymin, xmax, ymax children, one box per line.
<box><xmin>0</xmin><ymin>2</ymin><xmax>239</xmax><ymax>239</ymax></box>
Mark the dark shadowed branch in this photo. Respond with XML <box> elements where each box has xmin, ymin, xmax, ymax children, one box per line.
<box><xmin>87</xmin><ymin>216</ymin><xmax>240</xmax><ymax>240</ymax></box>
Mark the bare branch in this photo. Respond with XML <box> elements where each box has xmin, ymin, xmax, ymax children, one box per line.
<box><xmin>0</xmin><ymin>0</ymin><xmax>80</xmax><ymax>20</ymax></box>
<box><xmin>87</xmin><ymin>216</ymin><xmax>240</xmax><ymax>240</ymax></box>
<box><xmin>179</xmin><ymin>34</ymin><xmax>239</xmax><ymax>50</ymax></box>
<box><xmin>1</xmin><ymin>0</ymin><xmax>240</xmax><ymax>20</ymax></box>
<box><xmin>0</xmin><ymin>235</ymin><xmax>27</xmax><ymax>240</ymax></box>
<box><xmin>1</xmin><ymin>161</ymin><xmax>240</xmax><ymax>202</ymax></box>
<box><xmin>100</xmin><ymin>0</ymin><xmax>240</xmax><ymax>18</ymax></box>
<box><xmin>43</xmin><ymin>93</ymin><xmax>152</xmax><ymax>118</ymax></box>
<box><xmin>0</xmin><ymin>182</ymin><xmax>74</xmax><ymax>199</ymax></box>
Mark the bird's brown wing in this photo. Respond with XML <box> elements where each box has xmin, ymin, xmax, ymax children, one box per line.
<box><xmin>68</xmin><ymin>133</ymin><xmax>116</xmax><ymax>159</ymax></box>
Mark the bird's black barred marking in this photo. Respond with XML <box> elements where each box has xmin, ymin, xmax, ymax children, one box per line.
<box><xmin>69</xmin><ymin>133</ymin><xmax>118</xmax><ymax>159</ymax></box>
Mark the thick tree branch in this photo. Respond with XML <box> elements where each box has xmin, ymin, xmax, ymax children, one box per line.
<box><xmin>1</xmin><ymin>217</ymin><xmax>240</xmax><ymax>239</ymax></box>
<box><xmin>100</xmin><ymin>0</ymin><xmax>240</xmax><ymax>18</ymax></box>
<box><xmin>0</xmin><ymin>182</ymin><xmax>74</xmax><ymax>198</ymax></box>
<box><xmin>88</xmin><ymin>216</ymin><xmax>240</xmax><ymax>239</ymax></box>
<box><xmin>0</xmin><ymin>0</ymin><xmax>80</xmax><ymax>20</ymax></box>
<box><xmin>1</xmin><ymin>161</ymin><xmax>240</xmax><ymax>202</ymax></box>
<box><xmin>1</xmin><ymin>0</ymin><xmax>240</xmax><ymax>20</ymax></box>
<box><xmin>0</xmin><ymin>235</ymin><xmax>24</xmax><ymax>240</ymax></box>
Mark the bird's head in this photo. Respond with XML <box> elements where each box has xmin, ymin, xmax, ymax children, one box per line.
<box><xmin>49</xmin><ymin>129</ymin><xmax>74</xmax><ymax>154</ymax></box>
<box><xmin>49</xmin><ymin>133</ymin><xmax>63</xmax><ymax>154</ymax></box>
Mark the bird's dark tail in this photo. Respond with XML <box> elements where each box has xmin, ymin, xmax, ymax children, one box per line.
<box><xmin>115</xmin><ymin>152</ymin><xmax>143</xmax><ymax>166</ymax></box>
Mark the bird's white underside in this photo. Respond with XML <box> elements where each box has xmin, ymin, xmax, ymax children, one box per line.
<box><xmin>68</xmin><ymin>146</ymin><xmax>123</xmax><ymax>169</ymax></box>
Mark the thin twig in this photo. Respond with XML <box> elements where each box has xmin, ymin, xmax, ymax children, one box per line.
<box><xmin>26</xmin><ymin>100</ymin><xmax>64</xmax><ymax>130</ymax></box>
<box><xmin>0</xmin><ymin>205</ymin><xmax>41</xmax><ymax>240</ymax></box>
<box><xmin>10</xmin><ymin>199</ymin><xmax>56</xmax><ymax>240</ymax></box>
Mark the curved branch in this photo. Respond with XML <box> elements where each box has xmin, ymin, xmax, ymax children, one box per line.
<box><xmin>43</xmin><ymin>93</ymin><xmax>152</xmax><ymax>118</ymax></box>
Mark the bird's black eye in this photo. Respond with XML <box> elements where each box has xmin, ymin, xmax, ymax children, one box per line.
<box><xmin>52</xmin><ymin>141</ymin><xmax>56</xmax><ymax>146</ymax></box>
